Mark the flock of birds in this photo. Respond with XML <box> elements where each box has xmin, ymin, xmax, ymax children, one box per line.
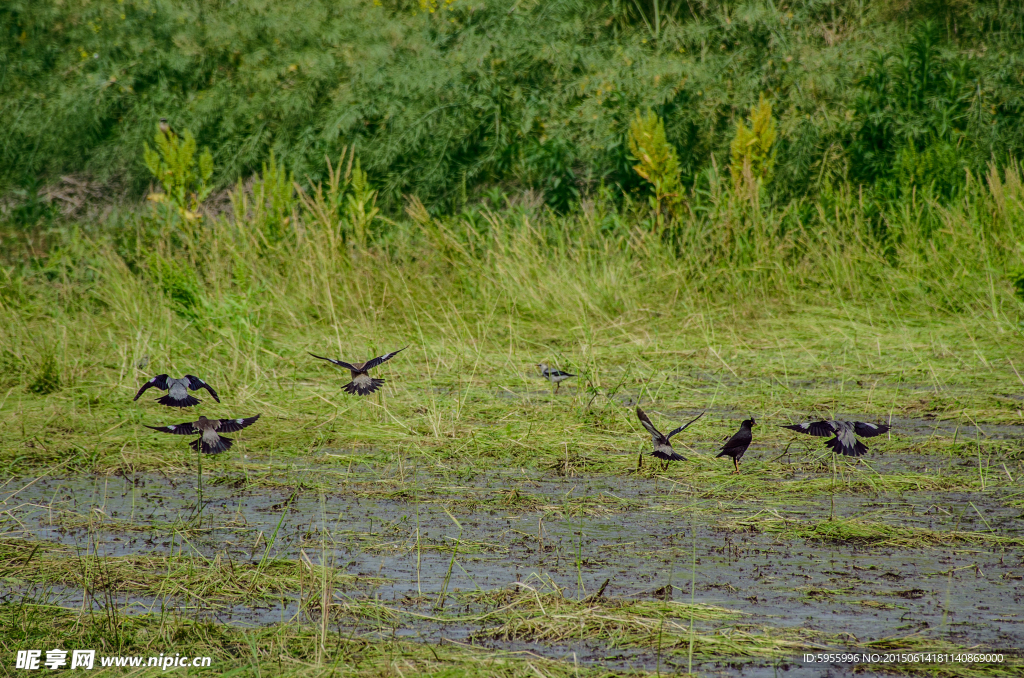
<box><xmin>137</xmin><ymin>349</ymin><xmax>892</xmax><ymax>473</ymax></box>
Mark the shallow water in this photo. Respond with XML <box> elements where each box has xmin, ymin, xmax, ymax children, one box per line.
<box><xmin>2</xmin><ymin>453</ymin><xmax>1021</xmax><ymax>673</ymax></box>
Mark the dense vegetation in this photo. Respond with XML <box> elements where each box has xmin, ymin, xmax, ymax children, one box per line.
<box><xmin>4</xmin><ymin>5</ymin><xmax>1024</xmax><ymax>676</ymax></box>
<box><xmin>1</xmin><ymin>0</ymin><xmax>1024</xmax><ymax>333</ymax></box>
<box><xmin>4</xmin><ymin>0</ymin><xmax>1024</xmax><ymax>214</ymax></box>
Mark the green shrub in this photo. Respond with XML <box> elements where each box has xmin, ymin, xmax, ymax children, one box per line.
<box><xmin>729</xmin><ymin>95</ymin><xmax>777</xmax><ymax>195</ymax></box>
<box><xmin>628</xmin><ymin>109</ymin><xmax>683</xmax><ymax>222</ymax></box>
<box><xmin>27</xmin><ymin>351</ymin><xmax>61</xmax><ymax>395</ymax></box>
<box><xmin>147</xmin><ymin>254</ymin><xmax>204</xmax><ymax>321</ymax></box>
<box><xmin>3</xmin><ymin>1</ymin><xmax>1024</xmax><ymax>213</ymax></box>
<box><xmin>143</xmin><ymin>124</ymin><xmax>214</xmax><ymax>226</ymax></box>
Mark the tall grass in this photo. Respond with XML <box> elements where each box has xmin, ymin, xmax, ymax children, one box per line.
<box><xmin>2</xmin><ymin>154</ymin><xmax>1023</xmax><ymax>397</ymax></box>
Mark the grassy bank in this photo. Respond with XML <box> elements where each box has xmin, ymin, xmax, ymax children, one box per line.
<box><xmin>2</xmin><ymin>146</ymin><xmax>1024</xmax><ymax>473</ymax></box>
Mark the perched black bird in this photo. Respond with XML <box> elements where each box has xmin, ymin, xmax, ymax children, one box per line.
<box><xmin>716</xmin><ymin>418</ymin><xmax>756</xmax><ymax>473</ymax></box>
<box><xmin>309</xmin><ymin>347</ymin><xmax>406</xmax><ymax>396</ymax></box>
<box><xmin>134</xmin><ymin>375</ymin><xmax>220</xmax><ymax>408</ymax></box>
<box><xmin>636</xmin><ymin>407</ymin><xmax>705</xmax><ymax>468</ymax></box>
<box><xmin>146</xmin><ymin>414</ymin><xmax>260</xmax><ymax>454</ymax></box>
<box><xmin>781</xmin><ymin>419</ymin><xmax>890</xmax><ymax>457</ymax></box>
<box><xmin>537</xmin><ymin>363</ymin><xmax>575</xmax><ymax>393</ymax></box>
<box><xmin>158</xmin><ymin>117</ymin><xmax>177</xmax><ymax>141</ymax></box>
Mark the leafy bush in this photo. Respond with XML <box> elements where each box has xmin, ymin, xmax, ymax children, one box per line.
<box><xmin>147</xmin><ymin>254</ymin><xmax>204</xmax><ymax>321</ymax></box>
<box><xmin>144</xmin><ymin>125</ymin><xmax>214</xmax><ymax>223</ymax></box>
<box><xmin>3</xmin><ymin>1</ymin><xmax>1024</xmax><ymax>213</ymax></box>
<box><xmin>849</xmin><ymin>22</ymin><xmax>975</xmax><ymax>197</ymax></box>
<box><xmin>627</xmin><ymin>109</ymin><xmax>682</xmax><ymax>222</ymax></box>
<box><xmin>729</xmin><ymin>95</ymin><xmax>777</xmax><ymax>195</ymax></box>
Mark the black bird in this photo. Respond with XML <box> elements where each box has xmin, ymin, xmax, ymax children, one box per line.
<box><xmin>717</xmin><ymin>418</ymin><xmax>756</xmax><ymax>473</ymax></box>
<box><xmin>134</xmin><ymin>375</ymin><xmax>220</xmax><ymax>408</ymax></box>
<box><xmin>309</xmin><ymin>347</ymin><xmax>406</xmax><ymax>396</ymax></box>
<box><xmin>158</xmin><ymin>117</ymin><xmax>177</xmax><ymax>141</ymax></box>
<box><xmin>146</xmin><ymin>414</ymin><xmax>260</xmax><ymax>454</ymax></box>
<box><xmin>636</xmin><ymin>407</ymin><xmax>705</xmax><ymax>468</ymax></box>
<box><xmin>537</xmin><ymin>363</ymin><xmax>575</xmax><ymax>393</ymax></box>
<box><xmin>781</xmin><ymin>419</ymin><xmax>890</xmax><ymax>457</ymax></box>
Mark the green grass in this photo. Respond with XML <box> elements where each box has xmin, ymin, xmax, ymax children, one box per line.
<box><xmin>3</xmin><ymin>136</ymin><xmax>1024</xmax><ymax>675</ymax></box>
<box><xmin>0</xmin><ymin>601</ymin><xmax>656</xmax><ymax>678</ymax></box>
<box><xmin>719</xmin><ymin>515</ymin><xmax>1024</xmax><ymax>549</ymax></box>
<box><xmin>2</xmin><ymin>594</ymin><xmax>1019</xmax><ymax>677</ymax></box>
<box><xmin>0</xmin><ymin>540</ymin><xmax>381</xmax><ymax>605</ymax></box>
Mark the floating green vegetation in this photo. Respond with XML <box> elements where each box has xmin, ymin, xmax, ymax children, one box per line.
<box><xmin>720</xmin><ymin>515</ymin><xmax>1024</xmax><ymax>548</ymax></box>
<box><xmin>1</xmin><ymin>602</ymin><xmax>646</xmax><ymax>678</ymax></box>
<box><xmin>0</xmin><ymin>541</ymin><xmax>380</xmax><ymax>604</ymax></box>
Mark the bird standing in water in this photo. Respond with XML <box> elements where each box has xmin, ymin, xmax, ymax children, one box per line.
<box><xmin>636</xmin><ymin>407</ymin><xmax>705</xmax><ymax>469</ymax></box>
<box><xmin>134</xmin><ymin>375</ymin><xmax>220</xmax><ymax>408</ymax></box>
<box><xmin>537</xmin><ymin>363</ymin><xmax>575</xmax><ymax>393</ymax></box>
<box><xmin>146</xmin><ymin>414</ymin><xmax>261</xmax><ymax>454</ymax></box>
<box><xmin>309</xmin><ymin>347</ymin><xmax>406</xmax><ymax>396</ymax></box>
<box><xmin>781</xmin><ymin>419</ymin><xmax>890</xmax><ymax>457</ymax></box>
<box><xmin>717</xmin><ymin>418</ymin><xmax>755</xmax><ymax>473</ymax></box>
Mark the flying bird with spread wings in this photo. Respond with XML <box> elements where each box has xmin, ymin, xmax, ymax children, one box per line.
<box><xmin>134</xmin><ymin>375</ymin><xmax>220</xmax><ymax>408</ymax></box>
<box><xmin>146</xmin><ymin>415</ymin><xmax>261</xmax><ymax>454</ymax></box>
<box><xmin>309</xmin><ymin>347</ymin><xmax>407</xmax><ymax>396</ymax></box>
<box><xmin>636</xmin><ymin>406</ymin><xmax>705</xmax><ymax>468</ymax></box>
<box><xmin>781</xmin><ymin>419</ymin><xmax>890</xmax><ymax>457</ymax></box>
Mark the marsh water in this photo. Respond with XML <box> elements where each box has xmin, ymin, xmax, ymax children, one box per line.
<box><xmin>2</xmin><ymin>417</ymin><xmax>1022</xmax><ymax>675</ymax></box>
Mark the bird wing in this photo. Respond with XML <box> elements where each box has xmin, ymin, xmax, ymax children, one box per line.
<box><xmin>362</xmin><ymin>347</ymin><xmax>407</xmax><ymax>371</ymax></box>
<box><xmin>667</xmin><ymin>411</ymin><xmax>706</xmax><ymax>439</ymax></box>
<box><xmin>215</xmin><ymin>414</ymin><xmax>261</xmax><ymax>433</ymax></box>
<box><xmin>782</xmin><ymin>421</ymin><xmax>836</xmax><ymax>437</ymax></box>
<box><xmin>186</xmin><ymin>375</ymin><xmax>220</xmax><ymax>402</ymax></box>
<box><xmin>134</xmin><ymin>375</ymin><xmax>169</xmax><ymax>400</ymax></box>
<box><xmin>635</xmin><ymin>407</ymin><xmax>666</xmax><ymax>442</ymax></box>
<box><xmin>309</xmin><ymin>353</ymin><xmax>357</xmax><ymax>371</ymax></box>
<box><xmin>145</xmin><ymin>421</ymin><xmax>198</xmax><ymax>436</ymax></box>
<box><xmin>545</xmin><ymin>367</ymin><xmax>575</xmax><ymax>377</ymax></box>
<box><xmin>853</xmin><ymin>422</ymin><xmax>889</xmax><ymax>438</ymax></box>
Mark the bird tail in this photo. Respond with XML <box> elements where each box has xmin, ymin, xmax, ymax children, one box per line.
<box><xmin>189</xmin><ymin>435</ymin><xmax>233</xmax><ymax>454</ymax></box>
<box><xmin>715</xmin><ymin>450</ymin><xmax>730</xmax><ymax>458</ymax></box>
<box><xmin>652</xmin><ymin>451</ymin><xmax>686</xmax><ymax>461</ymax></box>
<box><xmin>343</xmin><ymin>378</ymin><xmax>385</xmax><ymax>396</ymax></box>
<box><xmin>157</xmin><ymin>394</ymin><xmax>200</xmax><ymax>407</ymax></box>
<box><xmin>826</xmin><ymin>437</ymin><xmax>868</xmax><ymax>457</ymax></box>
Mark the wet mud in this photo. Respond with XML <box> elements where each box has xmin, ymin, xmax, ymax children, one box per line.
<box><xmin>2</xmin><ymin>451</ymin><xmax>1022</xmax><ymax>675</ymax></box>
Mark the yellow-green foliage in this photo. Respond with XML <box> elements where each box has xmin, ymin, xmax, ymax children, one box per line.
<box><xmin>729</xmin><ymin>95</ymin><xmax>777</xmax><ymax>191</ymax></box>
<box><xmin>627</xmin><ymin>109</ymin><xmax>683</xmax><ymax>219</ymax></box>
<box><xmin>347</xmin><ymin>160</ymin><xmax>380</xmax><ymax>249</ymax></box>
<box><xmin>143</xmin><ymin>124</ymin><xmax>214</xmax><ymax>222</ymax></box>
<box><xmin>250</xmin><ymin>151</ymin><xmax>297</xmax><ymax>245</ymax></box>
<box><xmin>374</xmin><ymin>0</ymin><xmax>458</xmax><ymax>14</ymax></box>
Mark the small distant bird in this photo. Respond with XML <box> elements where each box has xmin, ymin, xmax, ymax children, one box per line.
<box><xmin>537</xmin><ymin>363</ymin><xmax>575</xmax><ymax>393</ymax></box>
<box><xmin>636</xmin><ymin>407</ymin><xmax>705</xmax><ymax>468</ymax></box>
<box><xmin>717</xmin><ymin>418</ymin><xmax>756</xmax><ymax>473</ymax></box>
<box><xmin>146</xmin><ymin>415</ymin><xmax>260</xmax><ymax>454</ymax></box>
<box><xmin>136</xmin><ymin>354</ymin><xmax>150</xmax><ymax>370</ymax></box>
<box><xmin>781</xmin><ymin>419</ymin><xmax>890</xmax><ymax>457</ymax></box>
<box><xmin>158</xmin><ymin>117</ymin><xmax>177</xmax><ymax>141</ymax></box>
<box><xmin>309</xmin><ymin>347</ymin><xmax>406</xmax><ymax>396</ymax></box>
<box><xmin>134</xmin><ymin>375</ymin><xmax>220</xmax><ymax>408</ymax></box>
